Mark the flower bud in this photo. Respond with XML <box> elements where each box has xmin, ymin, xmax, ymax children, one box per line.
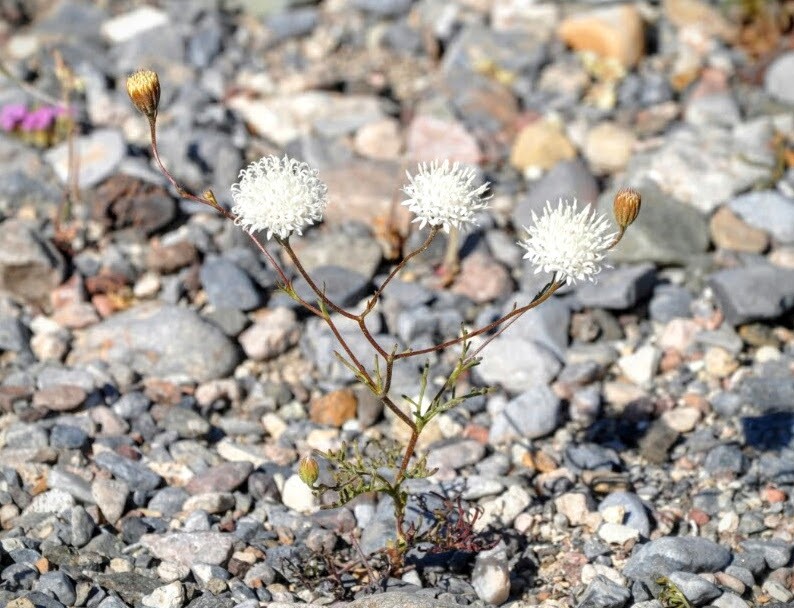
<box><xmin>126</xmin><ymin>70</ymin><xmax>160</xmax><ymax>119</ymax></box>
<box><xmin>613</xmin><ymin>187</ymin><xmax>641</xmax><ymax>230</ymax></box>
<box><xmin>298</xmin><ymin>455</ymin><xmax>319</xmax><ymax>487</ymax></box>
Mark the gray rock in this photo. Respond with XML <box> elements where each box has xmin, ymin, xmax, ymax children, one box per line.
<box><xmin>71</xmin><ymin>505</ymin><xmax>96</xmax><ymax>547</ymax></box>
<box><xmin>740</xmin><ymin>376</ymin><xmax>794</xmax><ymax>412</ymax></box>
<box><xmin>668</xmin><ymin>571</ymin><xmax>722</xmax><ymax>606</ymax></box>
<box><xmin>4</xmin><ymin>422</ymin><xmax>48</xmax><ymax>449</ymax></box>
<box><xmin>426</xmin><ymin>438</ymin><xmax>486</xmax><ymax>471</ymax></box>
<box><xmin>140</xmin><ymin>532</ymin><xmax>233</xmax><ymax>567</ymax></box>
<box><xmin>703</xmin><ymin>444</ymin><xmax>746</xmax><ymax>475</ymax></box>
<box><xmin>577</xmin><ymin>264</ymin><xmax>656</xmax><ymax>310</ymax></box>
<box><xmin>45</xmin><ymin>129</ymin><xmax>126</xmax><ymax>189</ymax></box>
<box><xmin>739</xmin><ymin>539</ymin><xmax>792</xmax><ymax>570</ymax></box>
<box><xmin>623</xmin><ymin>537</ymin><xmax>732</xmax><ymax>581</ymax></box>
<box><xmin>708</xmin><ymin>264</ymin><xmax>794</xmax><ymax>325</ymax></box>
<box><xmin>162</xmin><ymin>407</ymin><xmax>211</xmax><ymax>439</ymax></box>
<box><xmin>577</xmin><ymin>574</ymin><xmax>631</xmax><ymax>608</ymax></box>
<box><xmin>200</xmin><ymin>257</ymin><xmax>262</xmax><ymax>312</ymax></box>
<box><xmin>0</xmin><ymin>317</ymin><xmax>30</xmax><ymax>353</ymax></box>
<box><xmin>292</xmin><ymin>229</ymin><xmax>382</xmax><ymax>279</ymax></box>
<box><xmin>565</xmin><ymin>443</ymin><xmax>621</xmax><ymax>471</ymax></box>
<box><xmin>728</xmin><ymin>191</ymin><xmax>794</xmax><ymax>244</ymax></box>
<box><xmin>695</xmin><ymin>327</ymin><xmax>743</xmax><ymax>355</ymax></box>
<box><xmin>649</xmin><ymin>284</ymin><xmax>693</xmax><ymax>322</ymax></box>
<box><xmin>684</xmin><ymin>93</ymin><xmax>741</xmax><ymax>129</ymax></box>
<box><xmin>476</xmin><ymin>337</ymin><xmax>561</xmax><ymax>393</ymax></box>
<box><xmin>489</xmin><ymin>385</ymin><xmax>561</xmax><ymax>443</ymax></box>
<box><xmin>288</xmin><ymin>265</ymin><xmax>371</xmax><ymax>309</ymax></box>
<box><xmin>68</xmin><ymin>303</ymin><xmax>240</xmax><ymax>382</ymax></box>
<box><xmin>712</xmin><ymin>592</ymin><xmax>750</xmax><ymax>608</ymax></box>
<box><xmin>599</xmin><ymin>492</ymin><xmax>651</xmax><ymax>537</ymax></box>
<box><xmin>0</xmin><ymin>220</ymin><xmax>65</xmax><ymax>308</ymax></box>
<box><xmin>49</xmin><ymin>425</ymin><xmax>88</xmax><ymax>449</ymax></box>
<box><xmin>266</xmin><ymin>7</ymin><xmax>319</xmax><ymax>41</ymax></box>
<box><xmin>514</xmin><ymin>159</ymin><xmax>599</xmax><ymax>229</ymax></box>
<box><xmin>765</xmin><ymin>51</ymin><xmax>794</xmax><ymax>104</ymax></box>
<box><xmin>724</xmin><ymin>565</ymin><xmax>755</xmax><ymax>587</ymax></box>
<box><xmin>345</xmin><ymin>591</ymin><xmax>463</xmax><ymax>608</ymax></box>
<box><xmin>94</xmin><ymin>451</ymin><xmax>162</xmax><ymax>492</ymax></box>
<box><xmin>47</xmin><ymin>468</ymin><xmax>93</xmax><ymax>504</ymax></box>
<box><xmin>148</xmin><ymin>487</ymin><xmax>189</xmax><ymax>517</ymax></box>
<box><xmin>33</xmin><ymin>571</ymin><xmax>76</xmax><ymax>606</ymax></box>
<box><xmin>597</xmin><ymin>184</ymin><xmax>709</xmax><ymax>265</ymax></box>
<box><xmin>501</xmin><ymin>296</ymin><xmax>570</xmax><ymax>360</ymax></box>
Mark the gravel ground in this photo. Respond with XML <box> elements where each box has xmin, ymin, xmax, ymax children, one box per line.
<box><xmin>1</xmin><ymin>1</ymin><xmax>794</xmax><ymax>607</ymax></box>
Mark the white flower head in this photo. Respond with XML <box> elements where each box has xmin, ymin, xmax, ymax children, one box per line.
<box><xmin>402</xmin><ymin>160</ymin><xmax>490</xmax><ymax>233</ymax></box>
<box><xmin>230</xmin><ymin>155</ymin><xmax>328</xmax><ymax>240</ymax></box>
<box><xmin>518</xmin><ymin>199</ymin><xmax>616</xmax><ymax>285</ymax></box>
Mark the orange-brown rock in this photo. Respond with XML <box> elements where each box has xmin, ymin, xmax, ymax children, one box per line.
<box><xmin>309</xmin><ymin>388</ymin><xmax>358</xmax><ymax>427</ymax></box>
<box><xmin>510</xmin><ymin>120</ymin><xmax>576</xmax><ymax>172</ymax></box>
<box><xmin>558</xmin><ymin>5</ymin><xmax>644</xmax><ymax>69</ymax></box>
<box><xmin>709</xmin><ymin>206</ymin><xmax>769</xmax><ymax>253</ymax></box>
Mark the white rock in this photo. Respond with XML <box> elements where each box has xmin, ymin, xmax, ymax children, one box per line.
<box><xmin>92</xmin><ymin>479</ymin><xmax>129</xmax><ymax>524</ymax></box>
<box><xmin>581</xmin><ymin>563</ymin><xmax>627</xmax><ymax>586</ymax></box>
<box><xmin>472</xmin><ymin>544</ymin><xmax>511</xmax><ymax>605</ymax></box>
<box><xmin>476</xmin><ymin>485</ymin><xmax>532</xmax><ymax>531</ymax></box>
<box><xmin>23</xmin><ymin>489</ymin><xmax>74</xmax><ymax>515</ymax></box>
<box><xmin>661</xmin><ymin>406</ymin><xmax>701</xmax><ymax>433</ymax></box>
<box><xmin>239</xmin><ymin>307</ymin><xmax>299</xmax><ymax>360</ymax></box>
<box><xmin>141</xmin><ymin>581</ymin><xmax>184</xmax><ymax>608</ymax></box>
<box><xmin>598</xmin><ymin>522</ymin><xmax>640</xmax><ymax>544</ymax></box>
<box><xmin>617</xmin><ymin>345</ymin><xmax>660</xmax><ymax>386</ymax></box>
<box><xmin>45</xmin><ymin>129</ymin><xmax>126</xmax><ymax>189</ymax></box>
<box><xmin>554</xmin><ymin>492</ymin><xmax>593</xmax><ymax>526</ymax></box>
<box><xmin>101</xmin><ymin>6</ymin><xmax>170</xmax><ymax>43</ymax></box>
<box><xmin>281</xmin><ymin>474</ymin><xmax>317</xmax><ymax>514</ymax></box>
<box><xmin>157</xmin><ymin>561</ymin><xmax>190</xmax><ymax>583</ymax></box>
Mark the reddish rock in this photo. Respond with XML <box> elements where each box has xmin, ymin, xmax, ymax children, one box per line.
<box><xmin>32</xmin><ymin>385</ymin><xmax>86</xmax><ymax>412</ymax></box>
<box><xmin>406</xmin><ymin>114</ymin><xmax>481</xmax><ymax>164</ymax></box>
<box><xmin>451</xmin><ymin>251</ymin><xmax>512</xmax><ymax>304</ymax></box>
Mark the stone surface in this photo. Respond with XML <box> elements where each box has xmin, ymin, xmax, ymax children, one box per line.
<box><xmin>0</xmin><ymin>220</ymin><xmax>65</xmax><ymax>308</ymax></box>
<box><xmin>624</xmin><ymin>537</ymin><xmax>732</xmax><ymax>581</ymax></box>
<box><xmin>510</xmin><ymin>120</ymin><xmax>576</xmax><ymax>172</ymax></box>
<box><xmin>577</xmin><ymin>264</ymin><xmax>656</xmax><ymax>310</ymax></box>
<box><xmin>708</xmin><ymin>265</ymin><xmax>794</xmax><ymax>325</ymax></box>
<box><xmin>728</xmin><ymin>191</ymin><xmax>794</xmax><ymax>244</ymax></box>
<box><xmin>45</xmin><ymin>129</ymin><xmax>126</xmax><ymax>189</ymax></box>
<box><xmin>710</xmin><ymin>206</ymin><xmax>769</xmax><ymax>253</ymax></box>
<box><xmin>558</xmin><ymin>5</ymin><xmax>644</xmax><ymax>68</ymax></box>
<box><xmin>140</xmin><ymin>532</ymin><xmax>233</xmax><ymax>567</ymax></box>
<box><xmin>765</xmin><ymin>51</ymin><xmax>794</xmax><ymax>105</ymax></box>
<box><xmin>476</xmin><ymin>337</ymin><xmax>561</xmax><ymax>394</ymax></box>
<box><xmin>489</xmin><ymin>385</ymin><xmax>562</xmax><ymax>443</ymax></box>
<box><xmin>68</xmin><ymin>303</ymin><xmax>240</xmax><ymax>382</ymax></box>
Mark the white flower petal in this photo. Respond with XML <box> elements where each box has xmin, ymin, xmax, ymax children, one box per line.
<box><xmin>230</xmin><ymin>155</ymin><xmax>328</xmax><ymax>240</ymax></box>
<box><xmin>401</xmin><ymin>160</ymin><xmax>490</xmax><ymax>233</ymax></box>
<box><xmin>517</xmin><ymin>199</ymin><xmax>616</xmax><ymax>285</ymax></box>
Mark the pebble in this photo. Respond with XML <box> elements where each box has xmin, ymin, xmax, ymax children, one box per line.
<box><xmin>558</xmin><ymin>4</ymin><xmax>644</xmax><ymax>68</ymax></box>
<box><xmin>577</xmin><ymin>575</ymin><xmax>632</xmax><ymax>608</ymax></box>
<box><xmin>599</xmin><ymin>492</ymin><xmax>651</xmax><ymax>537</ymax></box>
<box><xmin>624</xmin><ymin>537</ymin><xmax>732</xmax><ymax>581</ymax></box>
<box><xmin>471</xmin><ymin>544</ymin><xmax>510</xmax><ymax>605</ymax></box>
<box><xmin>510</xmin><ymin>120</ymin><xmax>576</xmax><ymax>173</ymax></box>
<box><xmin>280</xmin><ymin>474</ymin><xmax>317</xmax><ymax>514</ymax></box>
<box><xmin>309</xmin><ymin>388</ymin><xmax>358</xmax><ymax>428</ymax></box>
<box><xmin>577</xmin><ymin>264</ymin><xmax>656</xmax><ymax>310</ymax></box>
<box><xmin>708</xmin><ymin>265</ymin><xmax>794</xmax><ymax>325</ymax></box>
<box><xmin>199</xmin><ymin>257</ymin><xmax>262</xmax><ymax>312</ymax></box>
<box><xmin>92</xmin><ymin>479</ymin><xmax>129</xmax><ymax>525</ymax></box>
<box><xmin>0</xmin><ymin>220</ymin><xmax>65</xmax><ymax>308</ymax></box>
<box><xmin>709</xmin><ymin>206</ymin><xmax>769</xmax><ymax>253</ymax></box>
<box><xmin>45</xmin><ymin>129</ymin><xmax>126</xmax><ymax>189</ymax></box>
<box><xmin>764</xmin><ymin>51</ymin><xmax>794</xmax><ymax>104</ymax></box>
<box><xmin>584</xmin><ymin>122</ymin><xmax>635</xmax><ymax>174</ymax></box>
<box><xmin>489</xmin><ymin>385</ymin><xmax>562</xmax><ymax>443</ymax></box>
<box><xmin>141</xmin><ymin>581</ymin><xmax>184</xmax><ymax>608</ymax></box>
<box><xmin>140</xmin><ymin>532</ymin><xmax>233</xmax><ymax>568</ymax></box>
<box><xmin>728</xmin><ymin>191</ymin><xmax>794</xmax><ymax>245</ymax></box>
<box><xmin>668</xmin><ymin>571</ymin><xmax>722</xmax><ymax>605</ymax></box>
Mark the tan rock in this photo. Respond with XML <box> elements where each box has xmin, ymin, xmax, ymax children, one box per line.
<box><xmin>310</xmin><ymin>388</ymin><xmax>357</xmax><ymax>427</ymax></box>
<box><xmin>704</xmin><ymin>346</ymin><xmax>739</xmax><ymax>378</ymax></box>
<box><xmin>451</xmin><ymin>251</ymin><xmax>512</xmax><ymax>304</ymax></box>
<box><xmin>354</xmin><ymin>118</ymin><xmax>403</xmax><ymax>161</ymax></box>
<box><xmin>710</xmin><ymin>206</ymin><xmax>769</xmax><ymax>253</ymax></box>
<box><xmin>664</xmin><ymin>0</ymin><xmax>738</xmax><ymax>42</ymax></box>
<box><xmin>661</xmin><ymin>406</ymin><xmax>701</xmax><ymax>433</ymax></box>
<box><xmin>558</xmin><ymin>5</ymin><xmax>645</xmax><ymax>69</ymax></box>
<box><xmin>510</xmin><ymin>120</ymin><xmax>576</xmax><ymax>172</ymax></box>
<box><xmin>584</xmin><ymin>121</ymin><xmax>635</xmax><ymax>174</ymax></box>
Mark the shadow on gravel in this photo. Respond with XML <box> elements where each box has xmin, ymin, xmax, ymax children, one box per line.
<box><xmin>742</xmin><ymin>413</ymin><xmax>794</xmax><ymax>450</ymax></box>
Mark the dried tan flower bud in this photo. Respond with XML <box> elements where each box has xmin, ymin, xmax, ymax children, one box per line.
<box><xmin>298</xmin><ymin>455</ymin><xmax>319</xmax><ymax>487</ymax></box>
<box><xmin>613</xmin><ymin>187</ymin><xmax>641</xmax><ymax>230</ymax></box>
<box><xmin>126</xmin><ymin>70</ymin><xmax>160</xmax><ymax>119</ymax></box>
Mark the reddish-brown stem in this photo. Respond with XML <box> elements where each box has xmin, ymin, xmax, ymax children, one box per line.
<box><xmin>394</xmin><ymin>278</ymin><xmax>564</xmax><ymax>360</ymax></box>
<box><xmin>395</xmin><ymin>427</ymin><xmax>420</xmax><ymax>485</ymax></box>
<box><xmin>363</xmin><ymin>226</ymin><xmax>440</xmax><ymax>316</ymax></box>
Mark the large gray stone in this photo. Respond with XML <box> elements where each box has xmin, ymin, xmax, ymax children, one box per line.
<box><xmin>489</xmin><ymin>385</ymin><xmax>562</xmax><ymax>443</ymax></box>
<box><xmin>765</xmin><ymin>51</ymin><xmax>794</xmax><ymax>104</ymax></box>
<box><xmin>623</xmin><ymin>537</ymin><xmax>732</xmax><ymax>582</ymax></box>
<box><xmin>68</xmin><ymin>303</ymin><xmax>240</xmax><ymax>381</ymax></box>
<box><xmin>728</xmin><ymin>191</ymin><xmax>794</xmax><ymax>244</ymax></box>
<box><xmin>576</xmin><ymin>264</ymin><xmax>656</xmax><ymax>310</ymax></box>
<box><xmin>500</xmin><ymin>295</ymin><xmax>570</xmax><ymax>360</ymax></box>
<box><xmin>476</xmin><ymin>337</ymin><xmax>561</xmax><ymax>393</ymax></box>
<box><xmin>0</xmin><ymin>220</ymin><xmax>65</xmax><ymax>308</ymax></box>
<box><xmin>597</xmin><ymin>184</ymin><xmax>709</xmax><ymax>265</ymax></box>
<box><xmin>708</xmin><ymin>264</ymin><xmax>794</xmax><ymax>325</ymax></box>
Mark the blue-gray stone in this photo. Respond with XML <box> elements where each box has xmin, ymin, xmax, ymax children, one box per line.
<box><xmin>489</xmin><ymin>385</ymin><xmax>562</xmax><ymax>443</ymax></box>
<box><xmin>290</xmin><ymin>265</ymin><xmax>371</xmax><ymax>309</ymax></box>
<box><xmin>501</xmin><ymin>295</ymin><xmax>570</xmax><ymax>360</ymax></box>
<box><xmin>187</xmin><ymin>16</ymin><xmax>223</xmax><ymax>68</ymax></box>
<box><xmin>476</xmin><ymin>337</ymin><xmax>561</xmax><ymax>393</ymax></box>
<box><xmin>266</xmin><ymin>7</ymin><xmax>318</xmax><ymax>40</ymax></box>
<box><xmin>0</xmin><ymin>317</ymin><xmax>30</xmax><ymax>352</ymax></box>
<box><xmin>34</xmin><ymin>571</ymin><xmax>76</xmax><ymax>606</ymax></box>
<box><xmin>668</xmin><ymin>571</ymin><xmax>722</xmax><ymax>606</ymax></box>
<box><xmin>710</xmin><ymin>391</ymin><xmax>742</xmax><ymax>417</ymax></box>
<box><xmin>67</xmin><ymin>303</ymin><xmax>240</xmax><ymax>382</ymax></box>
<box><xmin>577</xmin><ymin>575</ymin><xmax>631</xmax><ymax>608</ymax></box>
<box><xmin>623</xmin><ymin>537</ymin><xmax>732</xmax><ymax>581</ymax></box>
<box><xmin>577</xmin><ymin>264</ymin><xmax>656</xmax><ymax>310</ymax></box>
<box><xmin>112</xmin><ymin>392</ymin><xmax>151</xmax><ymax>419</ymax></box>
<box><xmin>708</xmin><ymin>264</ymin><xmax>794</xmax><ymax>325</ymax></box>
<box><xmin>740</xmin><ymin>539</ymin><xmax>792</xmax><ymax>570</ymax></box>
<box><xmin>728</xmin><ymin>191</ymin><xmax>794</xmax><ymax>244</ymax></box>
<box><xmin>200</xmin><ymin>256</ymin><xmax>262</xmax><ymax>311</ymax></box>
<box><xmin>649</xmin><ymin>284</ymin><xmax>693</xmax><ymax>322</ymax></box>
<box><xmin>724</xmin><ymin>565</ymin><xmax>755</xmax><ymax>587</ymax></box>
<box><xmin>599</xmin><ymin>492</ymin><xmax>651</xmax><ymax>537</ymax></box>
<box><xmin>740</xmin><ymin>377</ymin><xmax>794</xmax><ymax>412</ymax></box>
<box><xmin>50</xmin><ymin>425</ymin><xmax>88</xmax><ymax>450</ymax></box>
<box><xmin>704</xmin><ymin>444</ymin><xmax>746</xmax><ymax>475</ymax></box>
<box><xmin>353</xmin><ymin>0</ymin><xmax>412</xmax><ymax>16</ymax></box>
<box><xmin>597</xmin><ymin>184</ymin><xmax>709</xmax><ymax>265</ymax></box>
<box><xmin>514</xmin><ymin>159</ymin><xmax>599</xmax><ymax>229</ymax></box>
<box><xmin>565</xmin><ymin>443</ymin><xmax>621</xmax><ymax>471</ymax></box>
<box><xmin>94</xmin><ymin>451</ymin><xmax>162</xmax><ymax>492</ymax></box>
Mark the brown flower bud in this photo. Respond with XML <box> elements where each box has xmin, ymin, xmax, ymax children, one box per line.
<box><xmin>298</xmin><ymin>455</ymin><xmax>319</xmax><ymax>487</ymax></box>
<box><xmin>126</xmin><ymin>70</ymin><xmax>160</xmax><ymax>119</ymax></box>
<box><xmin>613</xmin><ymin>187</ymin><xmax>641</xmax><ymax>230</ymax></box>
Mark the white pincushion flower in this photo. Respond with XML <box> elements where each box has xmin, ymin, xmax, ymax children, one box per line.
<box><xmin>230</xmin><ymin>155</ymin><xmax>328</xmax><ymax>240</ymax></box>
<box><xmin>518</xmin><ymin>199</ymin><xmax>616</xmax><ymax>285</ymax></box>
<box><xmin>402</xmin><ymin>160</ymin><xmax>490</xmax><ymax>232</ymax></box>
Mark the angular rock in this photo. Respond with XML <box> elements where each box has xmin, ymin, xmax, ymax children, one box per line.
<box><xmin>140</xmin><ymin>532</ymin><xmax>233</xmax><ymax>567</ymax></box>
<box><xmin>0</xmin><ymin>220</ymin><xmax>65</xmax><ymax>308</ymax></box>
<box><xmin>623</xmin><ymin>537</ymin><xmax>732</xmax><ymax>581</ymax></box>
<box><xmin>708</xmin><ymin>264</ymin><xmax>794</xmax><ymax>325</ymax></box>
<box><xmin>476</xmin><ymin>337</ymin><xmax>561</xmax><ymax>394</ymax></box>
<box><xmin>558</xmin><ymin>4</ymin><xmax>644</xmax><ymax>68</ymax></box>
<box><xmin>489</xmin><ymin>385</ymin><xmax>562</xmax><ymax>443</ymax></box>
<box><xmin>728</xmin><ymin>191</ymin><xmax>794</xmax><ymax>244</ymax></box>
<box><xmin>199</xmin><ymin>257</ymin><xmax>262</xmax><ymax>312</ymax></box>
<box><xmin>577</xmin><ymin>264</ymin><xmax>656</xmax><ymax>310</ymax></box>
<box><xmin>68</xmin><ymin>303</ymin><xmax>240</xmax><ymax>382</ymax></box>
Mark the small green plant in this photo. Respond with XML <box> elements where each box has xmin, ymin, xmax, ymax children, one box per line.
<box><xmin>128</xmin><ymin>69</ymin><xmax>640</xmax><ymax>568</ymax></box>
